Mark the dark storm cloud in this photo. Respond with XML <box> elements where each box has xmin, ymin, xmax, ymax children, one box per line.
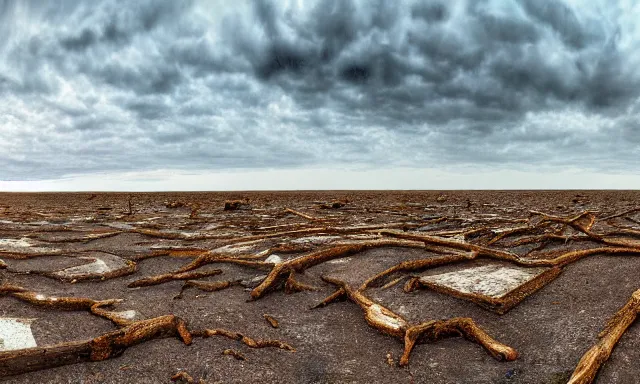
<box><xmin>1</xmin><ymin>0</ymin><xmax>639</xmax><ymax>181</ymax></box>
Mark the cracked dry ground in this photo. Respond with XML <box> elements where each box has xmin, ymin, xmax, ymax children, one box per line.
<box><xmin>1</xmin><ymin>191</ymin><xmax>640</xmax><ymax>384</ymax></box>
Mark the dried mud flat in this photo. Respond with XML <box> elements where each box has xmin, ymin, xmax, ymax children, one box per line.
<box><xmin>1</xmin><ymin>190</ymin><xmax>640</xmax><ymax>384</ymax></box>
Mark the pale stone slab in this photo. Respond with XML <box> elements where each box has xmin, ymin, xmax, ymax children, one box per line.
<box><xmin>420</xmin><ymin>263</ymin><xmax>549</xmax><ymax>299</ymax></box>
<box><xmin>0</xmin><ymin>318</ymin><xmax>37</xmax><ymax>351</ymax></box>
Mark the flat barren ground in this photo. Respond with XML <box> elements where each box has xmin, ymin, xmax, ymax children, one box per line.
<box><xmin>1</xmin><ymin>191</ymin><xmax>640</xmax><ymax>384</ymax></box>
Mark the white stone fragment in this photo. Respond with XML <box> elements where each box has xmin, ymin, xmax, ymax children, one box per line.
<box><xmin>420</xmin><ymin>263</ymin><xmax>548</xmax><ymax>299</ymax></box>
<box><xmin>264</xmin><ymin>254</ymin><xmax>283</xmax><ymax>264</ymax></box>
<box><xmin>0</xmin><ymin>318</ymin><xmax>37</xmax><ymax>351</ymax></box>
<box><xmin>0</xmin><ymin>238</ymin><xmax>58</xmax><ymax>254</ymax></box>
<box><xmin>51</xmin><ymin>253</ymin><xmax>129</xmax><ymax>279</ymax></box>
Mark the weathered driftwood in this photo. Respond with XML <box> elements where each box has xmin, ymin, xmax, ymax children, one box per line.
<box><xmin>0</xmin><ymin>315</ymin><xmax>192</xmax><ymax>377</ymax></box>
<box><xmin>568</xmin><ymin>289</ymin><xmax>640</xmax><ymax>384</ymax></box>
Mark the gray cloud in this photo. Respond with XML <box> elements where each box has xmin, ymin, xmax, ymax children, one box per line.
<box><xmin>1</xmin><ymin>0</ymin><xmax>639</xmax><ymax>182</ymax></box>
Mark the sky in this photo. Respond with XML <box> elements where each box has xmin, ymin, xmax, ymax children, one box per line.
<box><xmin>1</xmin><ymin>0</ymin><xmax>640</xmax><ymax>191</ymax></box>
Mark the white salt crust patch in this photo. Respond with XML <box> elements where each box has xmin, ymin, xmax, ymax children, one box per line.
<box><xmin>0</xmin><ymin>238</ymin><xmax>58</xmax><ymax>253</ymax></box>
<box><xmin>264</xmin><ymin>254</ymin><xmax>283</xmax><ymax>264</ymax></box>
<box><xmin>420</xmin><ymin>263</ymin><xmax>548</xmax><ymax>299</ymax></box>
<box><xmin>0</xmin><ymin>318</ymin><xmax>37</xmax><ymax>351</ymax></box>
<box><xmin>51</xmin><ymin>253</ymin><xmax>129</xmax><ymax>279</ymax></box>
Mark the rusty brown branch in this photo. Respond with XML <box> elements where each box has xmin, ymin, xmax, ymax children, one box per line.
<box><xmin>568</xmin><ymin>289</ymin><xmax>640</xmax><ymax>384</ymax></box>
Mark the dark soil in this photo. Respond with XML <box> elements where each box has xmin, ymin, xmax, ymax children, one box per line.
<box><xmin>1</xmin><ymin>191</ymin><xmax>640</xmax><ymax>383</ymax></box>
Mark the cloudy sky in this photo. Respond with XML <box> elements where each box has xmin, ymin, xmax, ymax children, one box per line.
<box><xmin>1</xmin><ymin>0</ymin><xmax>639</xmax><ymax>191</ymax></box>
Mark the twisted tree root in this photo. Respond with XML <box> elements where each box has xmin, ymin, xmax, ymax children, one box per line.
<box><xmin>0</xmin><ymin>315</ymin><xmax>192</xmax><ymax>377</ymax></box>
<box><xmin>193</xmin><ymin>329</ymin><xmax>295</xmax><ymax>352</ymax></box>
<box><xmin>0</xmin><ymin>283</ymin><xmax>131</xmax><ymax>326</ymax></box>
<box><xmin>310</xmin><ymin>288</ymin><xmax>346</xmax><ymax>309</ymax></box>
<box><xmin>284</xmin><ymin>271</ymin><xmax>317</xmax><ymax>294</ymax></box>
<box><xmin>127</xmin><ymin>269</ymin><xmax>223</xmax><ymax>288</ymax></box>
<box><xmin>568</xmin><ymin>289</ymin><xmax>640</xmax><ymax>384</ymax></box>
<box><xmin>250</xmin><ymin>239</ymin><xmax>425</xmax><ymax>299</ymax></box>
<box><xmin>360</xmin><ymin>253</ymin><xmax>475</xmax><ymax>290</ymax></box>
<box><xmin>400</xmin><ymin>318</ymin><xmax>518</xmax><ymax>366</ymax></box>
<box><xmin>176</xmin><ymin>255</ymin><xmax>275</xmax><ymax>273</ymax></box>
<box><xmin>320</xmin><ymin>276</ymin><xmax>517</xmax><ymax>366</ymax></box>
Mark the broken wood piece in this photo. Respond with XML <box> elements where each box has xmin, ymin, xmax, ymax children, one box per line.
<box><xmin>285</xmin><ymin>208</ymin><xmax>319</xmax><ymax>222</ymax></box>
<box><xmin>263</xmin><ymin>314</ymin><xmax>279</xmax><ymax>328</ymax></box>
<box><xmin>0</xmin><ymin>315</ymin><xmax>192</xmax><ymax>377</ymax></box>
<box><xmin>567</xmin><ymin>289</ymin><xmax>640</xmax><ymax>384</ymax></box>
<box><xmin>172</xmin><ymin>371</ymin><xmax>196</xmax><ymax>383</ymax></box>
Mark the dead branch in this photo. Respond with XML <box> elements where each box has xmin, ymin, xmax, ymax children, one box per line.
<box><xmin>127</xmin><ymin>269</ymin><xmax>223</xmax><ymax>288</ymax></box>
<box><xmin>176</xmin><ymin>255</ymin><xmax>274</xmax><ymax>274</ymax></box>
<box><xmin>284</xmin><ymin>271</ymin><xmax>317</xmax><ymax>293</ymax></box>
<box><xmin>285</xmin><ymin>208</ymin><xmax>319</xmax><ymax>221</ymax></box>
<box><xmin>310</xmin><ymin>288</ymin><xmax>347</xmax><ymax>309</ymax></box>
<box><xmin>193</xmin><ymin>329</ymin><xmax>295</xmax><ymax>352</ymax></box>
<box><xmin>401</xmin><ymin>318</ymin><xmax>518</xmax><ymax>366</ymax></box>
<box><xmin>250</xmin><ymin>239</ymin><xmax>426</xmax><ymax>299</ymax></box>
<box><xmin>601</xmin><ymin>207</ymin><xmax>640</xmax><ymax>221</ymax></box>
<box><xmin>320</xmin><ymin>276</ymin><xmax>516</xmax><ymax>366</ymax></box>
<box><xmin>376</xmin><ymin>229</ymin><xmax>522</xmax><ymax>262</ymax></box>
<box><xmin>360</xmin><ymin>253</ymin><xmax>474</xmax><ymax>290</ymax></box>
<box><xmin>0</xmin><ymin>283</ymin><xmax>137</xmax><ymax>326</ymax></box>
<box><xmin>567</xmin><ymin>289</ymin><xmax>640</xmax><ymax>384</ymax></box>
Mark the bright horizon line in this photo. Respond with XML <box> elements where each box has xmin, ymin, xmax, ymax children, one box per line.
<box><xmin>2</xmin><ymin>167</ymin><xmax>640</xmax><ymax>192</ymax></box>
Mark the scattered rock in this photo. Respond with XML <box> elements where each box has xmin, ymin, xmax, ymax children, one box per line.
<box><xmin>224</xmin><ymin>200</ymin><xmax>251</xmax><ymax>211</ymax></box>
<box><xmin>265</xmin><ymin>254</ymin><xmax>283</xmax><ymax>264</ymax></box>
<box><xmin>165</xmin><ymin>201</ymin><xmax>186</xmax><ymax>209</ymax></box>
